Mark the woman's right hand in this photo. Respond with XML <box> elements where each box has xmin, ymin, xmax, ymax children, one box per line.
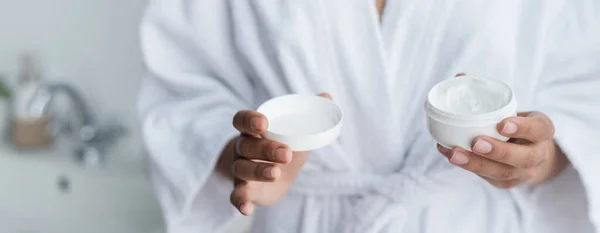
<box><xmin>229</xmin><ymin>93</ymin><xmax>332</xmax><ymax>216</ymax></box>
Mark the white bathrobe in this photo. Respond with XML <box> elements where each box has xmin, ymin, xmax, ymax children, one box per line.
<box><xmin>138</xmin><ymin>1</ymin><xmax>600</xmax><ymax>232</ymax></box>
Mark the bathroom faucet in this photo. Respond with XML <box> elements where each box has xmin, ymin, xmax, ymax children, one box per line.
<box><xmin>28</xmin><ymin>83</ymin><xmax>126</xmax><ymax>166</ymax></box>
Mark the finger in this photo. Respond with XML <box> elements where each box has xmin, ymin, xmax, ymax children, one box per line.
<box><xmin>233</xmin><ymin>159</ymin><xmax>282</xmax><ymax>181</ymax></box>
<box><xmin>471</xmin><ymin>136</ymin><xmax>543</xmax><ymax>169</ymax></box>
<box><xmin>236</xmin><ymin>136</ymin><xmax>292</xmax><ymax>164</ymax></box>
<box><xmin>479</xmin><ymin>176</ymin><xmax>524</xmax><ymax>189</ymax></box>
<box><xmin>230</xmin><ymin>181</ymin><xmax>255</xmax><ymax>216</ymax></box>
<box><xmin>455</xmin><ymin>73</ymin><xmax>467</xmax><ymax>77</ymax></box>
<box><xmin>233</xmin><ymin>110</ymin><xmax>268</xmax><ymax>135</ymax></box>
<box><xmin>448</xmin><ymin>147</ymin><xmax>522</xmax><ymax>180</ymax></box>
<box><xmin>318</xmin><ymin>92</ymin><xmax>333</xmax><ymax>100</ymax></box>
<box><xmin>497</xmin><ymin>112</ymin><xmax>555</xmax><ymax>142</ymax></box>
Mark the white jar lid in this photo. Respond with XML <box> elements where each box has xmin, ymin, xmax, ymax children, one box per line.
<box><xmin>426</xmin><ymin>77</ymin><xmax>518</xmax><ymax>126</ymax></box>
<box><xmin>257</xmin><ymin>94</ymin><xmax>343</xmax><ymax>151</ymax></box>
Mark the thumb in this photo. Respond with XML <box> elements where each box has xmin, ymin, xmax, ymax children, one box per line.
<box><xmin>318</xmin><ymin>92</ymin><xmax>333</xmax><ymax>100</ymax></box>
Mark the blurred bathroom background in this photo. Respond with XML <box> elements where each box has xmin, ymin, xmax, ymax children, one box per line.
<box><xmin>0</xmin><ymin>1</ymin><xmax>248</xmax><ymax>232</ymax></box>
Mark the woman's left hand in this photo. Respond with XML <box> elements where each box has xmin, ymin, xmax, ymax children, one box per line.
<box><xmin>437</xmin><ymin>111</ymin><xmax>570</xmax><ymax>189</ymax></box>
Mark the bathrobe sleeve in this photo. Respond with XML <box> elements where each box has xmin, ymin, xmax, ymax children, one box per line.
<box><xmin>138</xmin><ymin>1</ymin><xmax>253</xmax><ymax>232</ymax></box>
<box><xmin>533</xmin><ymin>2</ymin><xmax>600</xmax><ymax>231</ymax></box>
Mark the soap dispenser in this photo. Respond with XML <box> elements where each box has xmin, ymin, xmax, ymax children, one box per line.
<box><xmin>11</xmin><ymin>54</ymin><xmax>52</xmax><ymax>149</ymax></box>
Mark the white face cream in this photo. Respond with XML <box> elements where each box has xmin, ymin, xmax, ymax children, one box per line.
<box><xmin>430</xmin><ymin>78</ymin><xmax>512</xmax><ymax>115</ymax></box>
<box><xmin>425</xmin><ymin>76</ymin><xmax>518</xmax><ymax>151</ymax></box>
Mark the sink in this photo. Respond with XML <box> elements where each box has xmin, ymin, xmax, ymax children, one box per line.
<box><xmin>0</xmin><ymin>140</ymin><xmax>165</xmax><ymax>233</ymax></box>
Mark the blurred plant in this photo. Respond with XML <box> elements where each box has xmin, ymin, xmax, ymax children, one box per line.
<box><xmin>0</xmin><ymin>78</ymin><xmax>12</xmax><ymax>99</ymax></box>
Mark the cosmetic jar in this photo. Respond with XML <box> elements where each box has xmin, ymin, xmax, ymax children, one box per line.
<box><xmin>257</xmin><ymin>94</ymin><xmax>343</xmax><ymax>151</ymax></box>
<box><xmin>426</xmin><ymin>77</ymin><xmax>517</xmax><ymax>151</ymax></box>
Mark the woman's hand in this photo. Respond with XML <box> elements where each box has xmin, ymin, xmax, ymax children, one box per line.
<box><xmin>437</xmin><ymin>111</ymin><xmax>569</xmax><ymax>189</ymax></box>
<box><xmin>226</xmin><ymin>93</ymin><xmax>332</xmax><ymax>216</ymax></box>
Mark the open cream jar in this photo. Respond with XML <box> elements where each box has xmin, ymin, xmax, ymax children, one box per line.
<box><xmin>426</xmin><ymin>76</ymin><xmax>517</xmax><ymax>151</ymax></box>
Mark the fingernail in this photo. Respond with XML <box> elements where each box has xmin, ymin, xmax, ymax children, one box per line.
<box><xmin>263</xmin><ymin>167</ymin><xmax>280</xmax><ymax>179</ymax></box>
<box><xmin>450</xmin><ymin>151</ymin><xmax>469</xmax><ymax>165</ymax></box>
<box><xmin>473</xmin><ymin>139</ymin><xmax>492</xmax><ymax>154</ymax></box>
<box><xmin>237</xmin><ymin>199</ymin><xmax>245</xmax><ymax>210</ymax></box>
<box><xmin>251</xmin><ymin>117</ymin><xmax>263</xmax><ymax>130</ymax></box>
<box><xmin>502</xmin><ymin>122</ymin><xmax>517</xmax><ymax>134</ymax></box>
<box><xmin>240</xmin><ymin>203</ymin><xmax>248</xmax><ymax>215</ymax></box>
<box><xmin>240</xmin><ymin>203</ymin><xmax>253</xmax><ymax>215</ymax></box>
<box><xmin>235</xmin><ymin>138</ymin><xmax>243</xmax><ymax>155</ymax></box>
<box><xmin>438</xmin><ymin>145</ymin><xmax>451</xmax><ymax>155</ymax></box>
<box><xmin>275</xmin><ymin>148</ymin><xmax>290</xmax><ymax>163</ymax></box>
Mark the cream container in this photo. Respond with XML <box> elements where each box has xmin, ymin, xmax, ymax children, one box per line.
<box><xmin>425</xmin><ymin>77</ymin><xmax>517</xmax><ymax>151</ymax></box>
<box><xmin>257</xmin><ymin>94</ymin><xmax>343</xmax><ymax>151</ymax></box>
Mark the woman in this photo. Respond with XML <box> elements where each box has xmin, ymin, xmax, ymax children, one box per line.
<box><xmin>139</xmin><ymin>1</ymin><xmax>600</xmax><ymax>232</ymax></box>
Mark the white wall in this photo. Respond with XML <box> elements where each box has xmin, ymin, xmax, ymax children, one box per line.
<box><xmin>0</xmin><ymin>2</ymin><xmax>254</xmax><ymax>232</ymax></box>
<box><xmin>0</xmin><ymin>0</ymin><xmax>148</xmax><ymax>154</ymax></box>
